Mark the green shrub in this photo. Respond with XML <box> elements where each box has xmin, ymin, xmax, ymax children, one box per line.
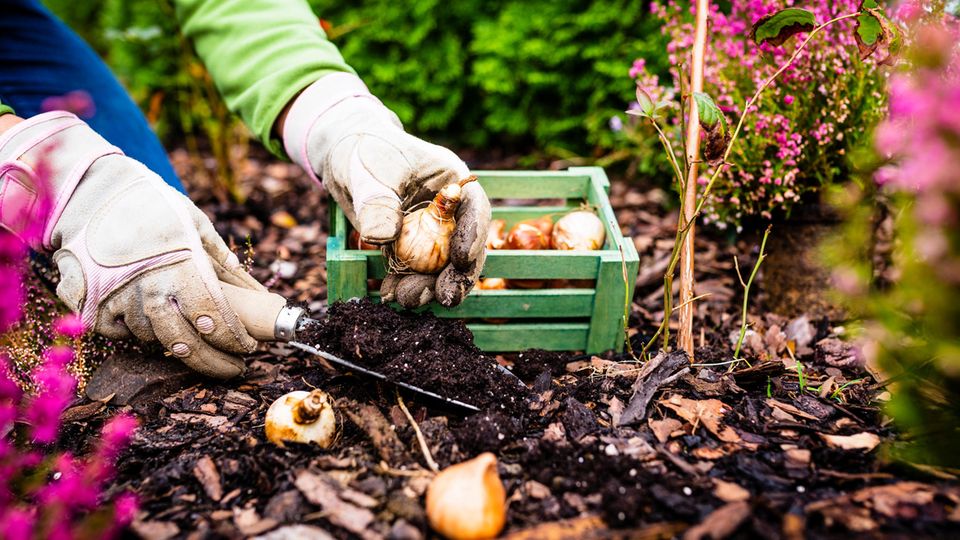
<box><xmin>45</xmin><ymin>0</ymin><xmax>668</xmax><ymax>159</ymax></box>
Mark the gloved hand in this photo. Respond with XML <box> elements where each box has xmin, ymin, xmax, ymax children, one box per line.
<box><xmin>0</xmin><ymin>112</ymin><xmax>284</xmax><ymax>378</ymax></box>
<box><xmin>282</xmin><ymin>73</ymin><xmax>491</xmax><ymax>308</ymax></box>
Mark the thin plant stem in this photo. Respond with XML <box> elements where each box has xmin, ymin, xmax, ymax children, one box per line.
<box><xmin>639</xmin><ymin>11</ymin><xmax>861</xmax><ymax>359</ymax></box>
<box><xmin>733</xmin><ymin>225</ymin><xmax>772</xmax><ymax>359</ymax></box>
<box><xmin>396</xmin><ymin>393</ymin><xmax>439</xmax><ymax>473</ymax></box>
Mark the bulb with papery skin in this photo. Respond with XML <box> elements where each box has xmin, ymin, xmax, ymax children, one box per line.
<box><xmin>393</xmin><ymin>176</ymin><xmax>477</xmax><ymax>274</ymax></box>
<box><xmin>486</xmin><ymin>219</ymin><xmax>507</xmax><ymax>250</ymax></box>
<box><xmin>426</xmin><ymin>453</ymin><xmax>506</xmax><ymax>540</ymax></box>
<box><xmin>506</xmin><ymin>223</ymin><xmax>548</xmax><ymax>250</ymax></box>
<box><xmin>551</xmin><ymin>211</ymin><xmax>605</xmax><ymax>250</ymax></box>
<box><xmin>265</xmin><ymin>389</ymin><xmax>337</xmax><ymax>448</ymax></box>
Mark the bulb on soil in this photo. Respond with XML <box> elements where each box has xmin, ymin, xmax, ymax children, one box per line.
<box><xmin>393</xmin><ymin>176</ymin><xmax>478</xmax><ymax>274</ymax></box>
<box><xmin>426</xmin><ymin>452</ymin><xmax>506</xmax><ymax>540</ymax></box>
<box><xmin>551</xmin><ymin>211</ymin><xmax>605</xmax><ymax>250</ymax></box>
<box><xmin>265</xmin><ymin>389</ymin><xmax>337</xmax><ymax>448</ymax></box>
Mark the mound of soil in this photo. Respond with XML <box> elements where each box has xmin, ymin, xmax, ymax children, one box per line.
<box><xmin>299</xmin><ymin>299</ymin><xmax>530</xmax><ymax>415</ymax></box>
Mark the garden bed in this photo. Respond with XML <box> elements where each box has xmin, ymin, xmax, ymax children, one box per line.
<box><xmin>52</xmin><ymin>151</ymin><xmax>960</xmax><ymax>539</ymax></box>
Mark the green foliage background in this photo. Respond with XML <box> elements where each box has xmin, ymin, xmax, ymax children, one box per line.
<box><xmin>42</xmin><ymin>0</ymin><xmax>668</xmax><ymax>158</ymax></box>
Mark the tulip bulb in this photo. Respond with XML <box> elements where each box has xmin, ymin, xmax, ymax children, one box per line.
<box><xmin>486</xmin><ymin>219</ymin><xmax>507</xmax><ymax>250</ymax></box>
<box><xmin>426</xmin><ymin>453</ymin><xmax>506</xmax><ymax>540</ymax></box>
<box><xmin>477</xmin><ymin>277</ymin><xmax>508</xmax><ymax>290</ymax></box>
<box><xmin>393</xmin><ymin>176</ymin><xmax>478</xmax><ymax>274</ymax></box>
<box><xmin>551</xmin><ymin>211</ymin><xmax>605</xmax><ymax>250</ymax></box>
<box><xmin>506</xmin><ymin>223</ymin><xmax>548</xmax><ymax>250</ymax></box>
<box><xmin>265</xmin><ymin>389</ymin><xmax>337</xmax><ymax>448</ymax></box>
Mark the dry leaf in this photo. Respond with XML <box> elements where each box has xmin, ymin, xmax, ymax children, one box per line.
<box><xmin>819</xmin><ymin>432</ymin><xmax>881</xmax><ymax>451</ymax></box>
<box><xmin>660</xmin><ymin>395</ymin><xmax>741</xmax><ymax>443</ymax></box>
<box><xmin>648</xmin><ymin>417</ymin><xmax>683</xmax><ymax>444</ymax></box>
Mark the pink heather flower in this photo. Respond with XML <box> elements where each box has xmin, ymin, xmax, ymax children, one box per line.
<box><xmin>784</xmin><ymin>94</ymin><xmax>795</xmax><ymax>106</ymax></box>
<box><xmin>54</xmin><ymin>314</ymin><xmax>85</xmax><ymax>338</ymax></box>
<box><xmin>0</xmin><ymin>508</ymin><xmax>36</xmax><ymax>540</ymax></box>
<box><xmin>629</xmin><ymin>58</ymin><xmax>647</xmax><ymax>79</ymax></box>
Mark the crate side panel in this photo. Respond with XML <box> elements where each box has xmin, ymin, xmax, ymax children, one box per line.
<box><xmin>477</xmin><ymin>172</ymin><xmax>589</xmax><ymax>200</ymax></box>
<box><xmin>468</xmin><ymin>322</ymin><xmax>590</xmax><ymax>351</ymax></box>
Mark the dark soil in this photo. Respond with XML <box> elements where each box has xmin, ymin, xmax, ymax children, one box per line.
<box><xmin>299</xmin><ymin>299</ymin><xmax>530</xmax><ymax>415</ymax></box>
<box><xmin>42</xmin><ymin>149</ymin><xmax>960</xmax><ymax>539</ymax></box>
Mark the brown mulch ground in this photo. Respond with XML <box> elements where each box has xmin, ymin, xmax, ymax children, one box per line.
<box><xmin>49</xmin><ymin>148</ymin><xmax>960</xmax><ymax>539</ymax></box>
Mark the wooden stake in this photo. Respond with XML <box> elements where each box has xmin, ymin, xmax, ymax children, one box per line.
<box><xmin>678</xmin><ymin>0</ymin><xmax>710</xmax><ymax>361</ymax></box>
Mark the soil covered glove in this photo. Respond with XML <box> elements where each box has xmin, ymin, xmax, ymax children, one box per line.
<box><xmin>283</xmin><ymin>74</ymin><xmax>491</xmax><ymax>308</ymax></box>
<box><xmin>0</xmin><ymin>112</ymin><xmax>283</xmax><ymax>378</ymax></box>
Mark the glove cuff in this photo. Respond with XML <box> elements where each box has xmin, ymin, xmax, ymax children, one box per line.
<box><xmin>281</xmin><ymin>73</ymin><xmax>398</xmax><ymax>186</ymax></box>
<box><xmin>0</xmin><ymin>112</ymin><xmax>122</xmax><ymax>249</ymax></box>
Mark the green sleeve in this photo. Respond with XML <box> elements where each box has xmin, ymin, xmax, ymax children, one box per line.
<box><xmin>0</xmin><ymin>102</ymin><xmax>14</xmax><ymax>117</ymax></box>
<box><xmin>173</xmin><ymin>0</ymin><xmax>355</xmax><ymax>157</ymax></box>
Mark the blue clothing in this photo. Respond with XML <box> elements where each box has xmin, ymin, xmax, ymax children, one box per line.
<box><xmin>0</xmin><ymin>0</ymin><xmax>184</xmax><ymax>192</ymax></box>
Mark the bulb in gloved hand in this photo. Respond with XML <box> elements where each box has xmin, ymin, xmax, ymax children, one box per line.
<box><xmin>393</xmin><ymin>176</ymin><xmax>478</xmax><ymax>274</ymax></box>
<box><xmin>265</xmin><ymin>389</ymin><xmax>337</xmax><ymax>448</ymax></box>
<box><xmin>426</xmin><ymin>452</ymin><xmax>506</xmax><ymax>540</ymax></box>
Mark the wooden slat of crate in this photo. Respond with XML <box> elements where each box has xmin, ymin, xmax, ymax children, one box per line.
<box><xmin>366</xmin><ymin>251</ymin><xmax>600</xmax><ymax>280</ymax></box>
<box><xmin>467</xmin><ymin>322</ymin><xmax>590</xmax><ymax>351</ymax></box>
<box><xmin>420</xmin><ymin>289</ymin><xmax>594</xmax><ymax>319</ymax></box>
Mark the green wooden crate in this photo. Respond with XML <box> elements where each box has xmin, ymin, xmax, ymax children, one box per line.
<box><xmin>326</xmin><ymin>167</ymin><xmax>639</xmax><ymax>353</ymax></box>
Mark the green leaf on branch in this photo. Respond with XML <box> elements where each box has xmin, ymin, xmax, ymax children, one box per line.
<box><xmin>692</xmin><ymin>92</ymin><xmax>729</xmax><ymax>164</ymax></box>
<box><xmin>751</xmin><ymin>8</ymin><xmax>817</xmax><ymax>47</ymax></box>
<box><xmin>855</xmin><ymin>1</ymin><xmax>900</xmax><ymax>63</ymax></box>
<box><xmin>636</xmin><ymin>86</ymin><xmax>655</xmax><ymax>116</ymax></box>
<box><xmin>692</xmin><ymin>92</ymin><xmax>724</xmax><ymax>132</ymax></box>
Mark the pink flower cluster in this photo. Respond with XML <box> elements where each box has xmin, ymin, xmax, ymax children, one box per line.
<box><xmin>636</xmin><ymin>0</ymin><xmax>886</xmax><ymax>227</ymax></box>
<box><xmin>873</xmin><ymin>15</ymin><xmax>960</xmax><ymax>281</ymax></box>
<box><xmin>0</xmin><ymin>146</ymin><xmax>137</xmax><ymax>538</ymax></box>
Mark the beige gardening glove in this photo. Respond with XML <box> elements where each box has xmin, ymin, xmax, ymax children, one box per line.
<box><xmin>0</xmin><ymin>112</ymin><xmax>284</xmax><ymax>378</ymax></box>
<box><xmin>283</xmin><ymin>73</ymin><xmax>491</xmax><ymax>308</ymax></box>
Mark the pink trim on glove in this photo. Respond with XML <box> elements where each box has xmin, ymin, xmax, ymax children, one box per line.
<box><xmin>281</xmin><ymin>73</ymin><xmax>384</xmax><ymax>186</ymax></box>
<box><xmin>42</xmin><ymin>145</ymin><xmax>122</xmax><ymax>249</ymax></box>
<box><xmin>0</xmin><ymin>112</ymin><xmax>122</xmax><ymax>249</ymax></box>
<box><xmin>0</xmin><ymin>160</ymin><xmax>40</xmax><ymax>241</ymax></box>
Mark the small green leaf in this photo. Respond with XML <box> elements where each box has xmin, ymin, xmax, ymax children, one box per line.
<box><xmin>752</xmin><ymin>8</ymin><xmax>817</xmax><ymax>47</ymax></box>
<box><xmin>693</xmin><ymin>93</ymin><xmax>729</xmax><ymax>164</ymax></box>
<box><xmin>855</xmin><ymin>1</ymin><xmax>897</xmax><ymax>61</ymax></box>
<box><xmin>636</xmin><ymin>86</ymin><xmax>655</xmax><ymax>116</ymax></box>
<box><xmin>692</xmin><ymin>92</ymin><xmax>723</xmax><ymax>132</ymax></box>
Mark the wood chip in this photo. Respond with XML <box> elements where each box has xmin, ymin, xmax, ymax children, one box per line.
<box><xmin>192</xmin><ymin>455</ymin><xmax>223</xmax><ymax>501</ymax></box>
<box><xmin>295</xmin><ymin>471</ymin><xmax>376</xmax><ymax>539</ymax></box>
<box><xmin>682</xmin><ymin>501</ymin><xmax>751</xmax><ymax>540</ymax></box>
<box><xmin>713</xmin><ymin>479</ymin><xmax>751</xmax><ymax>502</ymax></box>
<box><xmin>819</xmin><ymin>432</ymin><xmax>881</xmax><ymax>451</ymax></box>
<box><xmin>131</xmin><ymin>520</ymin><xmax>180</xmax><ymax>540</ymax></box>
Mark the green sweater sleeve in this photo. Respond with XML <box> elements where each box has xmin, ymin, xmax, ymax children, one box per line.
<box><xmin>173</xmin><ymin>0</ymin><xmax>355</xmax><ymax>157</ymax></box>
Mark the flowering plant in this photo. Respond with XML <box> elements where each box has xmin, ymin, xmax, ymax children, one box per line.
<box><xmin>0</xmin><ymin>156</ymin><xmax>138</xmax><ymax>538</ymax></box>
<box><xmin>629</xmin><ymin>0</ymin><xmax>887</xmax><ymax>228</ymax></box>
<box><xmin>826</xmin><ymin>5</ymin><xmax>960</xmax><ymax>465</ymax></box>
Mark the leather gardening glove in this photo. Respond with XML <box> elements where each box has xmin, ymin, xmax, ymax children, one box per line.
<box><xmin>0</xmin><ymin>112</ymin><xmax>285</xmax><ymax>378</ymax></box>
<box><xmin>283</xmin><ymin>73</ymin><xmax>491</xmax><ymax>308</ymax></box>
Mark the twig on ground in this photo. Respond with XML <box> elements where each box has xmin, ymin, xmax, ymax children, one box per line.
<box><xmin>397</xmin><ymin>393</ymin><xmax>440</xmax><ymax>473</ymax></box>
